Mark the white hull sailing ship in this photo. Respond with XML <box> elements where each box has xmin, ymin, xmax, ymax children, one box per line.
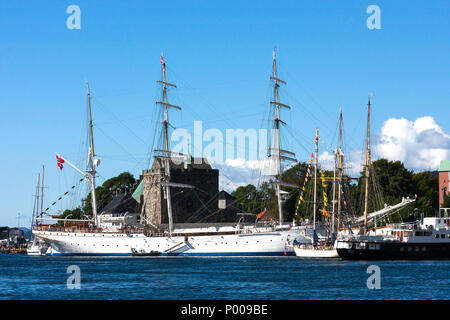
<box><xmin>33</xmin><ymin>52</ymin><xmax>310</xmax><ymax>256</ymax></box>
<box><xmin>292</xmin><ymin>128</ymin><xmax>338</xmax><ymax>258</ymax></box>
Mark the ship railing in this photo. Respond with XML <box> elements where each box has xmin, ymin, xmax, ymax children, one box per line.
<box><xmin>387</xmin><ymin>221</ymin><xmax>420</xmax><ymax>231</ymax></box>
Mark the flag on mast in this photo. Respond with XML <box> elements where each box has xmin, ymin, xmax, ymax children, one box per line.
<box><xmin>56</xmin><ymin>155</ymin><xmax>64</xmax><ymax>170</ymax></box>
<box><xmin>160</xmin><ymin>55</ymin><xmax>165</xmax><ymax>73</ymax></box>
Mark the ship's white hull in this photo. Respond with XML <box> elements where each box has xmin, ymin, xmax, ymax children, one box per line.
<box><xmin>34</xmin><ymin>226</ymin><xmax>310</xmax><ymax>256</ymax></box>
<box><xmin>293</xmin><ymin>245</ymin><xmax>339</xmax><ymax>258</ymax></box>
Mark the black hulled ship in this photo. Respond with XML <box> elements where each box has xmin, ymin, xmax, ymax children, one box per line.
<box><xmin>336</xmin><ymin>215</ymin><xmax>450</xmax><ymax>260</ymax></box>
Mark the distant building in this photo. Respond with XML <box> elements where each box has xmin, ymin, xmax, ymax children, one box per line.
<box><xmin>438</xmin><ymin>160</ymin><xmax>450</xmax><ymax>207</ymax></box>
<box><xmin>0</xmin><ymin>227</ymin><xmax>9</xmax><ymax>240</ymax></box>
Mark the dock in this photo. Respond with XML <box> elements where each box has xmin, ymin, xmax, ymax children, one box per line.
<box><xmin>0</xmin><ymin>248</ymin><xmax>27</xmax><ymax>254</ymax></box>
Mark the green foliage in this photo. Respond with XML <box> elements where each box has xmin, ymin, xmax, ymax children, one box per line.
<box><xmin>230</xmin><ymin>158</ymin><xmax>440</xmax><ymax>223</ymax></box>
<box><xmin>413</xmin><ymin>171</ymin><xmax>439</xmax><ymax>217</ymax></box>
<box><xmin>231</xmin><ymin>182</ymin><xmax>277</xmax><ymax>216</ymax></box>
<box><xmin>57</xmin><ymin>208</ymin><xmax>84</xmax><ymax>226</ymax></box>
<box><xmin>60</xmin><ymin>172</ymin><xmax>136</xmax><ymax>219</ymax></box>
<box><xmin>83</xmin><ymin>172</ymin><xmax>136</xmax><ymax>215</ymax></box>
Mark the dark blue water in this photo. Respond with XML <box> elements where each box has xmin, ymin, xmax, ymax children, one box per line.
<box><xmin>0</xmin><ymin>255</ymin><xmax>448</xmax><ymax>300</ymax></box>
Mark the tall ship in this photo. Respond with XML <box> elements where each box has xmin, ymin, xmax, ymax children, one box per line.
<box><xmin>33</xmin><ymin>51</ymin><xmax>310</xmax><ymax>256</ymax></box>
<box><xmin>293</xmin><ymin>122</ymin><xmax>341</xmax><ymax>258</ymax></box>
<box><xmin>332</xmin><ymin>98</ymin><xmax>449</xmax><ymax>260</ymax></box>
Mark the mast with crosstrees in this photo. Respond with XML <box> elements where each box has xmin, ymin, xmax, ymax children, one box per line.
<box><xmin>55</xmin><ymin>82</ymin><xmax>100</xmax><ymax>227</ymax></box>
<box><xmin>86</xmin><ymin>81</ymin><xmax>99</xmax><ymax>227</ymax></box>
<box><xmin>154</xmin><ymin>53</ymin><xmax>193</xmax><ymax>236</ymax></box>
<box><xmin>270</xmin><ymin>48</ymin><xmax>297</xmax><ymax>226</ymax></box>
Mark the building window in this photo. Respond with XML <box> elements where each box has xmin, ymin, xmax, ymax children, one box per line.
<box><xmin>218</xmin><ymin>199</ymin><xmax>226</xmax><ymax>209</ymax></box>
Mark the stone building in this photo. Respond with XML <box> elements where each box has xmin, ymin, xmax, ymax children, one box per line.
<box><xmin>136</xmin><ymin>156</ymin><xmax>238</xmax><ymax>226</ymax></box>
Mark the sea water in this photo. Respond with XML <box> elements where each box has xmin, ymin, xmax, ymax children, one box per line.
<box><xmin>0</xmin><ymin>255</ymin><xmax>448</xmax><ymax>300</ymax></box>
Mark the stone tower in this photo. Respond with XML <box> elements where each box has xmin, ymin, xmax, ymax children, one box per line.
<box><xmin>141</xmin><ymin>156</ymin><xmax>221</xmax><ymax>226</ymax></box>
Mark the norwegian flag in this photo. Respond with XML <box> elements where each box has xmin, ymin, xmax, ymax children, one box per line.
<box><xmin>56</xmin><ymin>155</ymin><xmax>64</xmax><ymax>171</ymax></box>
<box><xmin>160</xmin><ymin>55</ymin><xmax>165</xmax><ymax>72</ymax></box>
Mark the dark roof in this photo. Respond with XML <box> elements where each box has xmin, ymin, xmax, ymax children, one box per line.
<box><xmin>151</xmin><ymin>157</ymin><xmax>214</xmax><ymax>171</ymax></box>
<box><xmin>218</xmin><ymin>190</ymin><xmax>236</xmax><ymax>201</ymax></box>
<box><xmin>101</xmin><ymin>193</ymin><xmax>138</xmax><ymax>214</ymax></box>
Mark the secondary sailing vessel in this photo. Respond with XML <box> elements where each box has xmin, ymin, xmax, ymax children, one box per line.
<box><xmin>33</xmin><ymin>52</ymin><xmax>309</xmax><ymax>256</ymax></box>
<box><xmin>27</xmin><ymin>166</ymin><xmax>48</xmax><ymax>256</ymax></box>
<box><xmin>335</xmin><ymin>97</ymin><xmax>425</xmax><ymax>260</ymax></box>
<box><xmin>293</xmin><ymin>127</ymin><xmax>338</xmax><ymax>258</ymax></box>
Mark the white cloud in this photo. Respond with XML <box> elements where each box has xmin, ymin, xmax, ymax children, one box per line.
<box><xmin>213</xmin><ymin>158</ymin><xmax>265</xmax><ymax>192</ymax></box>
<box><xmin>318</xmin><ymin>149</ymin><xmax>364</xmax><ymax>177</ymax></box>
<box><xmin>211</xmin><ymin>116</ymin><xmax>450</xmax><ymax>192</ymax></box>
<box><xmin>375</xmin><ymin>116</ymin><xmax>450</xmax><ymax>171</ymax></box>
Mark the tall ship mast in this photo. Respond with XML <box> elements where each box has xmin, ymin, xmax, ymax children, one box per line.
<box><xmin>270</xmin><ymin>48</ymin><xmax>297</xmax><ymax>225</ymax></box>
<box><xmin>153</xmin><ymin>52</ymin><xmax>193</xmax><ymax>236</ymax></box>
<box><xmin>363</xmin><ymin>97</ymin><xmax>371</xmax><ymax>235</ymax></box>
<box><xmin>86</xmin><ymin>81</ymin><xmax>99</xmax><ymax>227</ymax></box>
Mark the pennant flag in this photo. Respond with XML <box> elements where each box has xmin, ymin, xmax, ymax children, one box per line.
<box><xmin>256</xmin><ymin>209</ymin><xmax>267</xmax><ymax>220</ymax></box>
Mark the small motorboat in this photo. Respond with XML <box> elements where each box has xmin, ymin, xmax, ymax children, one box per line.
<box><xmin>131</xmin><ymin>248</ymin><xmax>161</xmax><ymax>256</ymax></box>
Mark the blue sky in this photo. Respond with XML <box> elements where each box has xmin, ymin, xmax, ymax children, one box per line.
<box><xmin>1</xmin><ymin>0</ymin><xmax>449</xmax><ymax>227</ymax></box>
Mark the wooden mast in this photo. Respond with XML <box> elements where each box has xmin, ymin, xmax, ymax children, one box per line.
<box><xmin>87</xmin><ymin>82</ymin><xmax>95</xmax><ymax>157</ymax></box>
<box><xmin>156</xmin><ymin>52</ymin><xmax>182</xmax><ymax>236</ymax></box>
<box><xmin>86</xmin><ymin>81</ymin><xmax>98</xmax><ymax>226</ymax></box>
<box><xmin>270</xmin><ymin>47</ymin><xmax>295</xmax><ymax>226</ymax></box>
<box><xmin>313</xmin><ymin>128</ymin><xmax>319</xmax><ymax>231</ymax></box>
<box><xmin>162</xmin><ymin>52</ymin><xmax>169</xmax><ymax>152</ymax></box>
<box><xmin>363</xmin><ymin>97</ymin><xmax>371</xmax><ymax>234</ymax></box>
<box><xmin>337</xmin><ymin>109</ymin><xmax>343</xmax><ymax>232</ymax></box>
<box><xmin>332</xmin><ymin>148</ymin><xmax>336</xmax><ymax>235</ymax></box>
<box><xmin>40</xmin><ymin>165</ymin><xmax>44</xmax><ymax>222</ymax></box>
<box><xmin>36</xmin><ymin>173</ymin><xmax>40</xmax><ymax>226</ymax></box>
<box><xmin>273</xmin><ymin>48</ymin><xmax>283</xmax><ymax>226</ymax></box>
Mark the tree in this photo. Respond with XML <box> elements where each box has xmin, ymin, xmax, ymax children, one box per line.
<box><xmin>58</xmin><ymin>208</ymin><xmax>84</xmax><ymax>226</ymax></box>
<box><xmin>83</xmin><ymin>172</ymin><xmax>136</xmax><ymax>215</ymax></box>
<box><xmin>231</xmin><ymin>184</ymin><xmax>259</xmax><ymax>213</ymax></box>
<box><xmin>58</xmin><ymin>172</ymin><xmax>136</xmax><ymax>220</ymax></box>
<box><xmin>413</xmin><ymin>171</ymin><xmax>438</xmax><ymax>217</ymax></box>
